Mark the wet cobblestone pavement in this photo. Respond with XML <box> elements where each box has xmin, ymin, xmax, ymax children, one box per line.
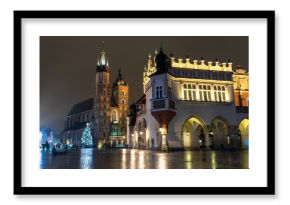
<box><xmin>40</xmin><ymin>148</ymin><xmax>248</xmax><ymax>169</ymax></box>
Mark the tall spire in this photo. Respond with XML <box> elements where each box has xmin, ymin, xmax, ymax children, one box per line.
<box><xmin>100</xmin><ymin>41</ymin><xmax>106</xmax><ymax>66</ymax></box>
<box><xmin>113</xmin><ymin>67</ymin><xmax>127</xmax><ymax>86</ymax></box>
<box><xmin>118</xmin><ymin>68</ymin><xmax>123</xmax><ymax>80</ymax></box>
<box><xmin>96</xmin><ymin>41</ymin><xmax>109</xmax><ymax>72</ymax></box>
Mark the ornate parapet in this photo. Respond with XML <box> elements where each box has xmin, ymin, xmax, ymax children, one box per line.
<box><xmin>171</xmin><ymin>57</ymin><xmax>233</xmax><ymax>72</ymax></box>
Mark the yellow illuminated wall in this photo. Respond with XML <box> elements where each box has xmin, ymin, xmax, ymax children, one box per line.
<box><xmin>233</xmin><ymin>67</ymin><xmax>249</xmax><ymax>107</ymax></box>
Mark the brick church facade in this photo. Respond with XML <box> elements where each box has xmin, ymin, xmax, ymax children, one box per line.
<box><xmin>62</xmin><ymin>47</ymin><xmax>129</xmax><ymax>147</ymax></box>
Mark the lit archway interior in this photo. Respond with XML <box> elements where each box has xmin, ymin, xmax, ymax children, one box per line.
<box><xmin>239</xmin><ymin>119</ymin><xmax>249</xmax><ymax>148</ymax></box>
<box><xmin>183</xmin><ymin>117</ymin><xmax>206</xmax><ymax>149</ymax></box>
<box><xmin>211</xmin><ymin>118</ymin><xmax>229</xmax><ymax>148</ymax></box>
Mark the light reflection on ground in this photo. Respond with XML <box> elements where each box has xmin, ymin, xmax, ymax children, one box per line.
<box><xmin>40</xmin><ymin>148</ymin><xmax>248</xmax><ymax>169</ymax></box>
<box><xmin>80</xmin><ymin>148</ymin><xmax>94</xmax><ymax>169</ymax></box>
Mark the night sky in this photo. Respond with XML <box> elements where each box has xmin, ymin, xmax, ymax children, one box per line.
<box><xmin>40</xmin><ymin>36</ymin><xmax>248</xmax><ymax>133</ymax></box>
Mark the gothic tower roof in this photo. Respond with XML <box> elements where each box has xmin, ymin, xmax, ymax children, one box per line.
<box><xmin>113</xmin><ymin>68</ymin><xmax>128</xmax><ymax>86</ymax></box>
<box><xmin>151</xmin><ymin>45</ymin><xmax>171</xmax><ymax>76</ymax></box>
<box><xmin>96</xmin><ymin>42</ymin><xmax>110</xmax><ymax>72</ymax></box>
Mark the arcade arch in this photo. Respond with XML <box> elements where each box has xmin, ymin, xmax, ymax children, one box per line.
<box><xmin>239</xmin><ymin>119</ymin><xmax>249</xmax><ymax>148</ymax></box>
<box><xmin>210</xmin><ymin>117</ymin><xmax>229</xmax><ymax>149</ymax></box>
<box><xmin>182</xmin><ymin>116</ymin><xmax>206</xmax><ymax>150</ymax></box>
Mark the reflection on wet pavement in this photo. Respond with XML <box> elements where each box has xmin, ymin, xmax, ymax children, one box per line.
<box><xmin>40</xmin><ymin>148</ymin><xmax>248</xmax><ymax>169</ymax></box>
<box><xmin>80</xmin><ymin>148</ymin><xmax>94</xmax><ymax>169</ymax></box>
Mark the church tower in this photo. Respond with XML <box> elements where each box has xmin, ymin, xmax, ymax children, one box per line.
<box><xmin>94</xmin><ymin>44</ymin><xmax>111</xmax><ymax>146</ymax></box>
<box><xmin>111</xmin><ymin>68</ymin><xmax>129</xmax><ymax>134</ymax></box>
<box><xmin>108</xmin><ymin>68</ymin><xmax>129</xmax><ymax>147</ymax></box>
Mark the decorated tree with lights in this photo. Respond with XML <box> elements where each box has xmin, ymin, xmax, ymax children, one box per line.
<box><xmin>81</xmin><ymin>123</ymin><xmax>93</xmax><ymax>148</ymax></box>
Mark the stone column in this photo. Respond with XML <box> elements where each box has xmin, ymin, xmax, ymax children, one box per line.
<box><xmin>204</xmin><ymin>125</ymin><xmax>210</xmax><ymax>148</ymax></box>
<box><xmin>228</xmin><ymin>125</ymin><xmax>237</xmax><ymax>149</ymax></box>
<box><xmin>160</xmin><ymin>126</ymin><xmax>168</xmax><ymax>152</ymax></box>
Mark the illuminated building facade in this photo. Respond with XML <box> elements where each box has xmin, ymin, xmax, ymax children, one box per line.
<box><xmin>128</xmin><ymin>47</ymin><xmax>249</xmax><ymax>151</ymax></box>
<box><xmin>62</xmin><ymin>47</ymin><xmax>129</xmax><ymax>147</ymax></box>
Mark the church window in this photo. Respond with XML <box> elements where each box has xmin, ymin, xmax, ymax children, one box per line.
<box><xmin>121</xmin><ymin>90</ymin><xmax>125</xmax><ymax>96</ymax></box>
<box><xmin>112</xmin><ymin>110</ymin><xmax>118</xmax><ymax>122</ymax></box>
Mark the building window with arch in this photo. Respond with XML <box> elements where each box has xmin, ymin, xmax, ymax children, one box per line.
<box><xmin>214</xmin><ymin>85</ymin><xmax>226</xmax><ymax>102</ymax></box>
<box><xmin>221</xmin><ymin>86</ymin><xmax>226</xmax><ymax>101</ymax></box>
<box><xmin>199</xmin><ymin>85</ymin><xmax>204</xmax><ymax>101</ymax></box>
<box><xmin>156</xmin><ymin>86</ymin><xmax>163</xmax><ymax>99</ymax></box>
<box><xmin>183</xmin><ymin>84</ymin><xmax>188</xmax><ymax>100</ymax></box>
<box><xmin>214</xmin><ymin>86</ymin><xmax>218</xmax><ymax>101</ymax></box>
<box><xmin>198</xmin><ymin>84</ymin><xmax>211</xmax><ymax>101</ymax></box>
<box><xmin>112</xmin><ymin>110</ymin><xmax>118</xmax><ymax>122</ymax></box>
<box><xmin>183</xmin><ymin>83</ymin><xmax>197</xmax><ymax>101</ymax></box>
<box><xmin>121</xmin><ymin>90</ymin><xmax>125</xmax><ymax>96</ymax></box>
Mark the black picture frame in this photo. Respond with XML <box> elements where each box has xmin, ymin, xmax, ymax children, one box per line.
<box><xmin>14</xmin><ymin>10</ymin><xmax>275</xmax><ymax>195</ymax></box>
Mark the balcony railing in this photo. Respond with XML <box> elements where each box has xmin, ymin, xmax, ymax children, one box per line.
<box><xmin>151</xmin><ymin>98</ymin><xmax>175</xmax><ymax>111</ymax></box>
